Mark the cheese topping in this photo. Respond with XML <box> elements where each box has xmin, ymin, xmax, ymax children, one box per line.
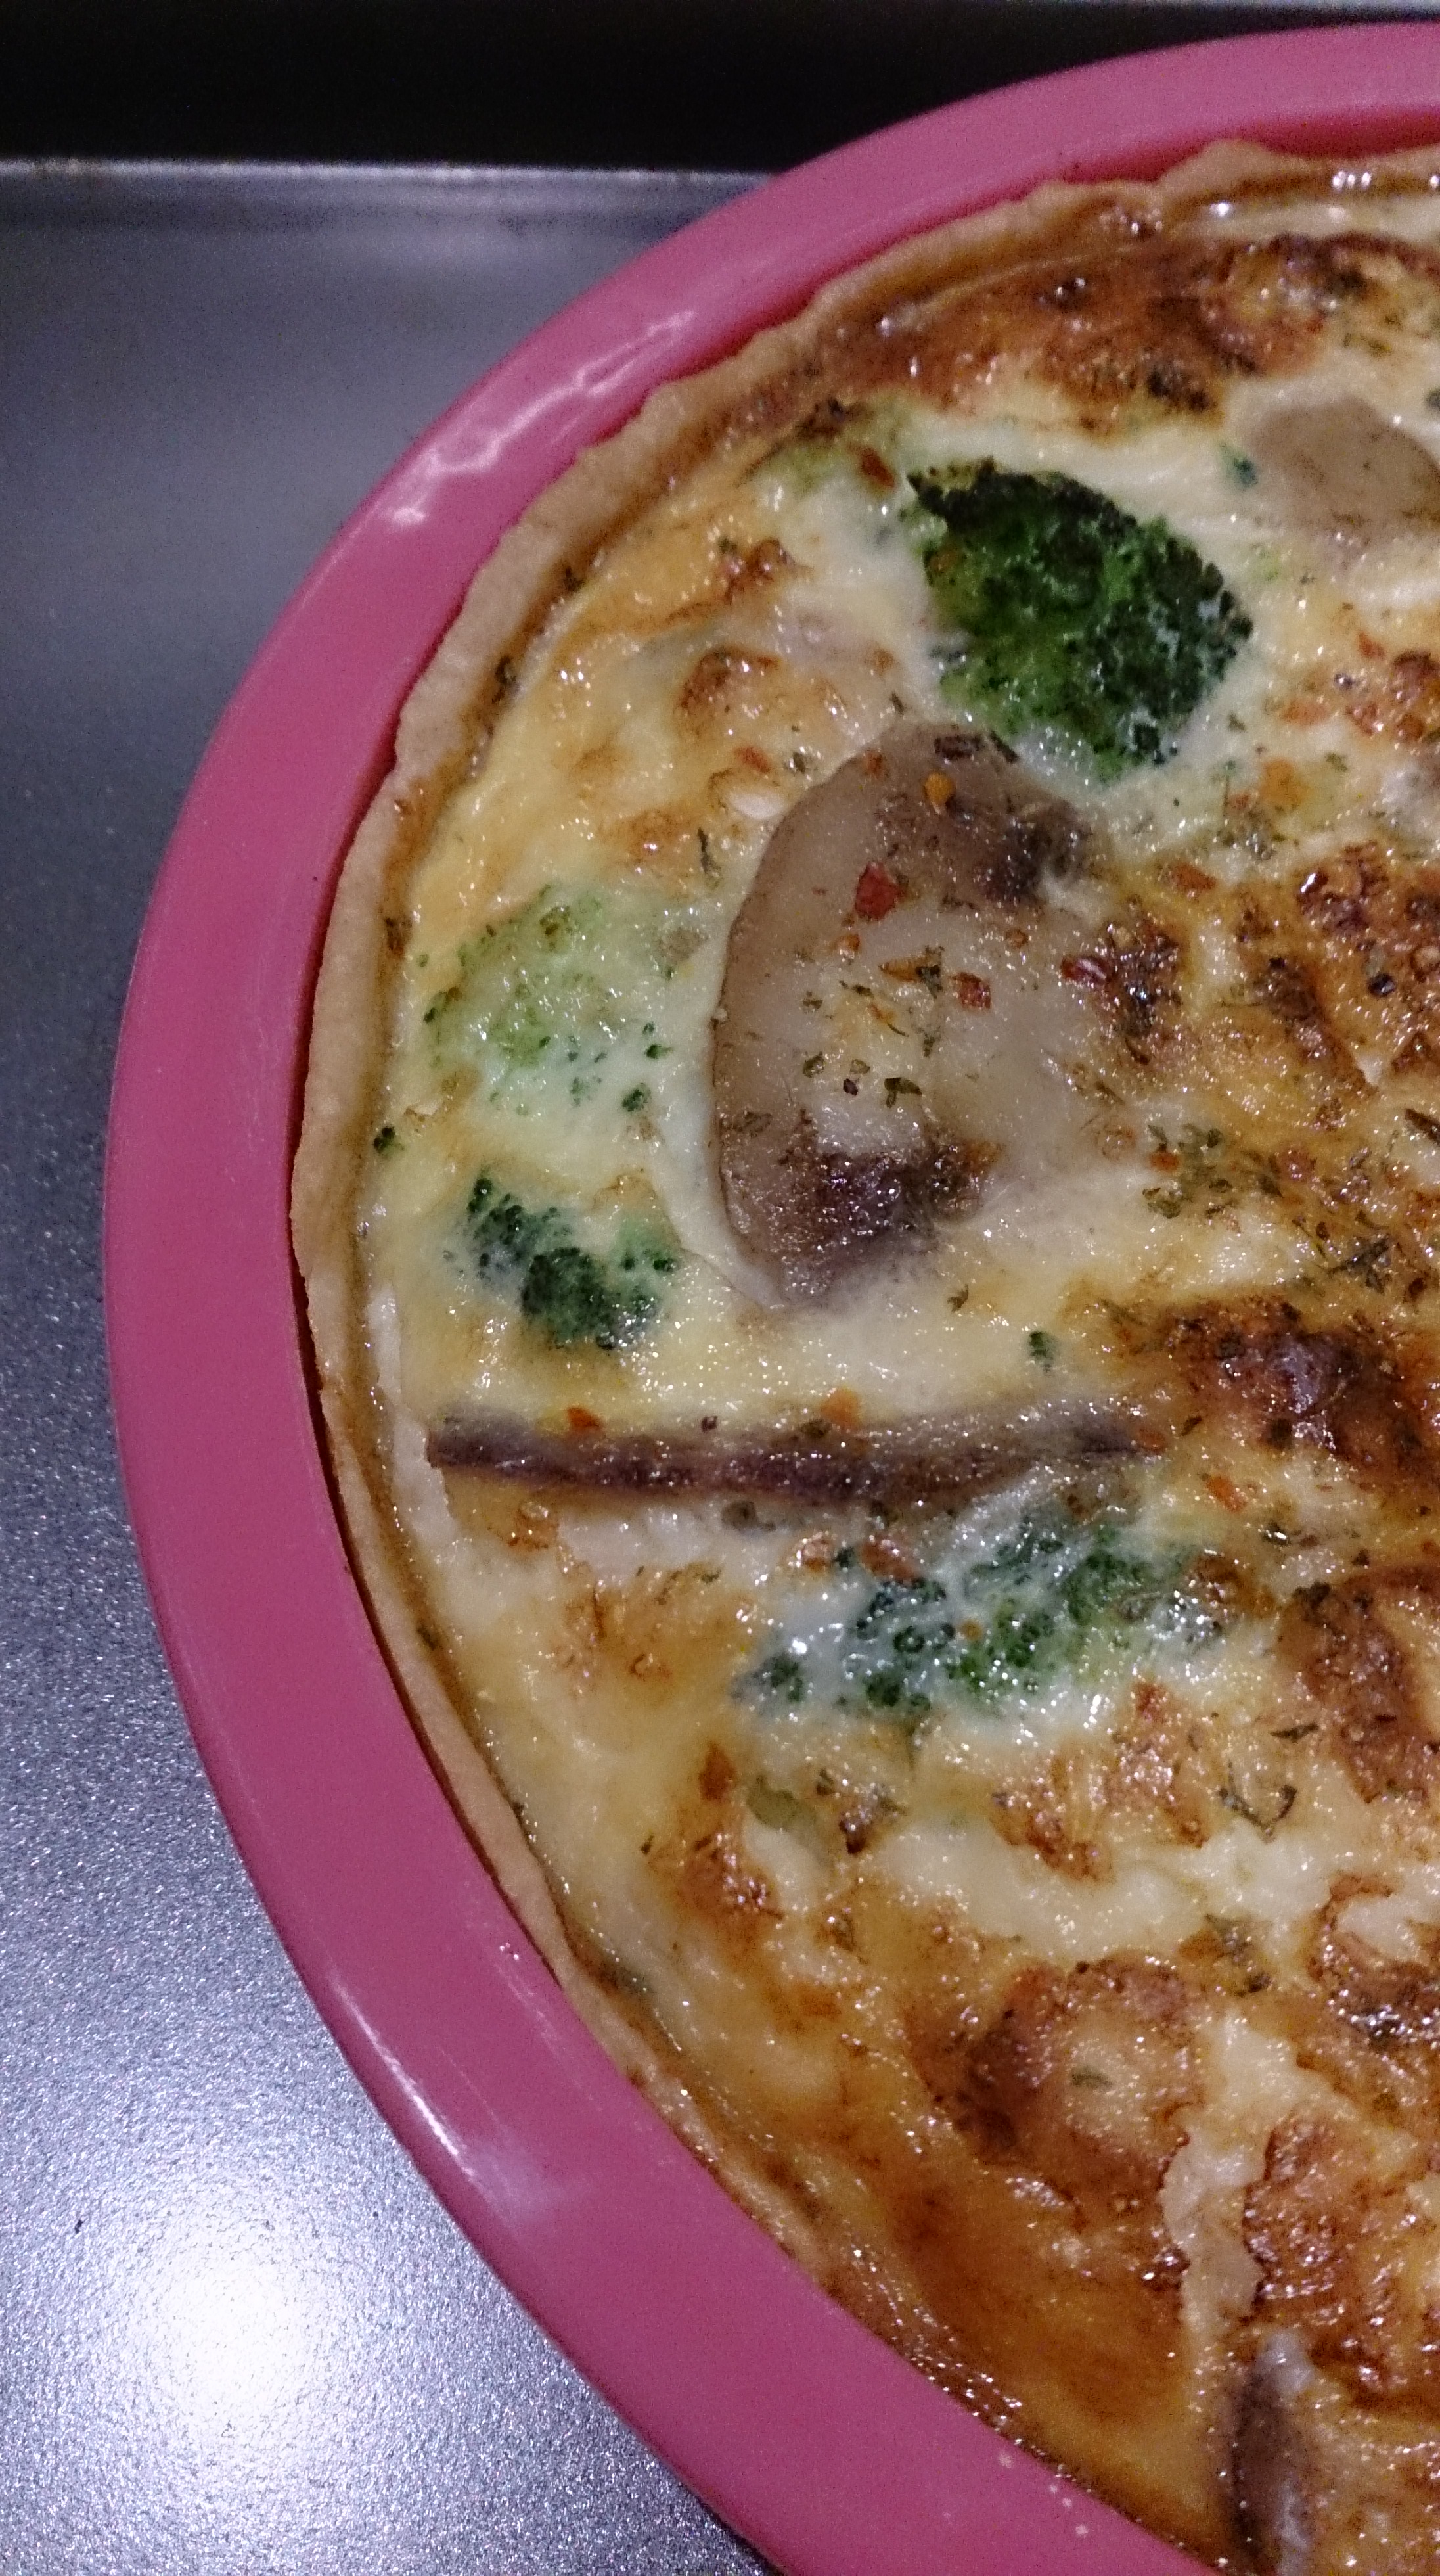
<box><xmin>300</xmin><ymin>151</ymin><xmax>1440</xmax><ymax>2576</ymax></box>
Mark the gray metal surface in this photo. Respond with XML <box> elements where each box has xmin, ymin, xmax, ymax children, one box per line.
<box><xmin>0</xmin><ymin>161</ymin><xmax>770</xmax><ymax>2576</ymax></box>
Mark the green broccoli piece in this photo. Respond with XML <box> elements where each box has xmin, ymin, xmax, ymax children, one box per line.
<box><xmin>755</xmin><ymin>1652</ymin><xmax>807</xmax><ymax>1705</ymax></box>
<box><xmin>442</xmin><ymin>888</ymin><xmax>615</xmax><ymax>1093</ymax></box>
<box><xmin>739</xmin><ymin>1504</ymin><xmax>1234</xmax><ymax>1728</ymax></box>
<box><xmin>909</xmin><ymin>461</ymin><xmax>1251</xmax><ymax>776</ymax></box>
<box><xmin>944</xmin><ymin>1601</ymin><xmax>1060</xmax><ymax>1699</ymax></box>
<box><xmin>465</xmin><ymin>1174</ymin><xmax>677</xmax><ymax>1348</ymax></box>
<box><xmin>943</xmin><ymin>1517</ymin><xmax>1217</xmax><ymax>1701</ymax></box>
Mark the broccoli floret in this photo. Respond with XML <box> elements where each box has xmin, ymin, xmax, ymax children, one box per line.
<box><xmin>943</xmin><ymin>1517</ymin><xmax>1217</xmax><ymax>1701</ymax></box>
<box><xmin>863</xmin><ymin>1668</ymin><xmax>932</xmax><ymax>1720</ymax></box>
<box><xmin>910</xmin><ymin>461</ymin><xmax>1251</xmax><ymax>776</ymax></box>
<box><xmin>518</xmin><ymin>1241</ymin><xmax>631</xmax><ymax>1345</ymax></box>
<box><xmin>434</xmin><ymin>883</ymin><xmax>705</xmax><ymax>1121</ymax></box>
<box><xmin>944</xmin><ymin>1601</ymin><xmax>1060</xmax><ymax>1699</ymax></box>
<box><xmin>465</xmin><ymin>1174</ymin><xmax>677</xmax><ymax>1348</ymax></box>
<box><xmin>755</xmin><ymin>1652</ymin><xmax>807</xmax><ymax>1705</ymax></box>
<box><xmin>1058</xmin><ymin>1529</ymin><xmax>1165</xmax><ymax>1630</ymax></box>
<box><xmin>441</xmin><ymin>888</ymin><xmax>615</xmax><ymax>1093</ymax></box>
<box><xmin>740</xmin><ymin>1506</ymin><xmax>1230</xmax><ymax>1727</ymax></box>
<box><xmin>853</xmin><ymin>1575</ymin><xmax>945</xmax><ymax>1638</ymax></box>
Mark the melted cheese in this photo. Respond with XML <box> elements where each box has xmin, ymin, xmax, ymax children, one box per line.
<box><xmin>315</xmin><ymin>157</ymin><xmax>1440</xmax><ymax>2575</ymax></box>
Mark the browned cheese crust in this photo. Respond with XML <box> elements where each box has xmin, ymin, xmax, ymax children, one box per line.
<box><xmin>295</xmin><ymin>143</ymin><xmax>1440</xmax><ymax>2572</ymax></box>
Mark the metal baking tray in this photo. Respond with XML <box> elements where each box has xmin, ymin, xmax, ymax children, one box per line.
<box><xmin>0</xmin><ymin>156</ymin><xmax>769</xmax><ymax>2576</ymax></box>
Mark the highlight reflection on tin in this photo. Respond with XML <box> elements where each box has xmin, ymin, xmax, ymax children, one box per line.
<box><xmin>141</xmin><ymin>2220</ymin><xmax>315</xmax><ymax>2440</ymax></box>
<box><xmin>89</xmin><ymin>2169</ymin><xmax>352</xmax><ymax>2521</ymax></box>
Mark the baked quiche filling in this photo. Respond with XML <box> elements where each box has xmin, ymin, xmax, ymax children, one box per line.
<box><xmin>294</xmin><ymin>147</ymin><xmax>1440</xmax><ymax>2573</ymax></box>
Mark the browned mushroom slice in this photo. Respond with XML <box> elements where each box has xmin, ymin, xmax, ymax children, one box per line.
<box><xmin>427</xmin><ymin>1397</ymin><xmax>1158</xmax><ymax>1506</ymax></box>
<box><xmin>711</xmin><ymin>721</ymin><xmax>1102</xmax><ymax>1296</ymax></box>
<box><xmin>1232</xmin><ymin>2335</ymin><xmax>1316</xmax><ymax>2576</ymax></box>
<box><xmin>1246</xmin><ymin>394</ymin><xmax>1440</xmax><ymax>553</ymax></box>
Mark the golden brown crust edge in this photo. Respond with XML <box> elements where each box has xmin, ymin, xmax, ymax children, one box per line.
<box><xmin>289</xmin><ymin>131</ymin><xmax>1440</xmax><ymax>2353</ymax></box>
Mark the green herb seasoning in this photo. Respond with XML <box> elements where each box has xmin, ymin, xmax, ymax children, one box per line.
<box><xmin>1144</xmin><ymin>1122</ymin><xmax>1281</xmax><ymax>1220</ymax></box>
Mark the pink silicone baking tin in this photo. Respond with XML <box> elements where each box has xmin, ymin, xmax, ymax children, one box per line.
<box><xmin>105</xmin><ymin>26</ymin><xmax>1440</xmax><ymax>2575</ymax></box>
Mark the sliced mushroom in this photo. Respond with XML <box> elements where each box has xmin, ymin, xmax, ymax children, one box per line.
<box><xmin>427</xmin><ymin>1396</ymin><xmax>1158</xmax><ymax>1506</ymax></box>
<box><xmin>711</xmin><ymin>722</ymin><xmax>1102</xmax><ymax>1297</ymax></box>
<box><xmin>1232</xmin><ymin>2335</ymin><xmax>1316</xmax><ymax>2576</ymax></box>
<box><xmin>1246</xmin><ymin>394</ymin><xmax>1440</xmax><ymax>553</ymax></box>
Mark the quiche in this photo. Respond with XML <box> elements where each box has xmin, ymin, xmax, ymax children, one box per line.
<box><xmin>294</xmin><ymin>142</ymin><xmax>1440</xmax><ymax>2573</ymax></box>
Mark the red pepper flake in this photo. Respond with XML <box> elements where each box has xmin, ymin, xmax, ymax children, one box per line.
<box><xmin>1061</xmin><ymin>953</ymin><xmax>1108</xmax><ymax>987</ymax></box>
<box><xmin>854</xmin><ymin>860</ymin><xmax>903</xmax><ymax>921</ymax></box>
<box><xmin>819</xmin><ymin>1385</ymin><xmax>862</xmax><ymax>1428</ymax></box>
<box><xmin>1166</xmin><ymin>859</ymin><xmax>1217</xmax><ymax>895</ymax></box>
<box><xmin>951</xmin><ymin>971</ymin><xmax>991</xmax><ymax>1010</ymax></box>
<box><xmin>699</xmin><ymin>1743</ymin><xmax>737</xmax><ymax>1799</ymax></box>
<box><xmin>566</xmin><ymin>1406</ymin><xmax>603</xmax><ymax>1435</ymax></box>
<box><xmin>861</xmin><ymin>1532</ymin><xmax>920</xmax><ymax>1581</ymax></box>
<box><xmin>856</xmin><ymin>444</ymin><xmax>897</xmax><ymax>490</ymax></box>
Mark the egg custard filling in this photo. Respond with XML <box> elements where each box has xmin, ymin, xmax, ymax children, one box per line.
<box><xmin>294</xmin><ymin>144</ymin><xmax>1440</xmax><ymax>2571</ymax></box>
